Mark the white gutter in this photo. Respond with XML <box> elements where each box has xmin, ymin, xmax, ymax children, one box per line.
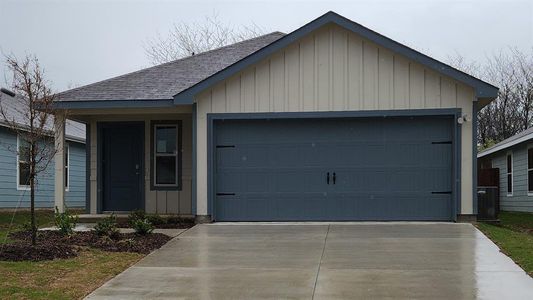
<box><xmin>477</xmin><ymin>133</ymin><xmax>533</xmax><ymax>158</ymax></box>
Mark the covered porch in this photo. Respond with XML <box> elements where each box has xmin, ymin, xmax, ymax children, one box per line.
<box><xmin>53</xmin><ymin>105</ymin><xmax>194</xmax><ymax>216</ymax></box>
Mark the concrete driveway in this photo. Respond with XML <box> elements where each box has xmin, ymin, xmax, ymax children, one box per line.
<box><xmin>86</xmin><ymin>223</ymin><xmax>533</xmax><ymax>299</ymax></box>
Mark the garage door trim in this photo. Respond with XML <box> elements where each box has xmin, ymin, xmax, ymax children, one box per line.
<box><xmin>206</xmin><ymin>108</ymin><xmax>462</xmax><ymax>221</ymax></box>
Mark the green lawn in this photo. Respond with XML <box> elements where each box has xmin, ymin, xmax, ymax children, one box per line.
<box><xmin>0</xmin><ymin>210</ymin><xmax>56</xmax><ymax>244</ymax></box>
<box><xmin>0</xmin><ymin>210</ymin><xmax>143</xmax><ymax>299</ymax></box>
<box><xmin>477</xmin><ymin>211</ymin><xmax>533</xmax><ymax>276</ymax></box>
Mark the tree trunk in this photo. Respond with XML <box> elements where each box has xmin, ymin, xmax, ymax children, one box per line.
<box><xmin>30</xmin><ymin>145</ymin><xmax>36</xmax><ymax>246</ymax></box>
<box><xmin>30</xmin><ymin>172</ymin><xmax>36</xmax><ymax>246</ymax></box>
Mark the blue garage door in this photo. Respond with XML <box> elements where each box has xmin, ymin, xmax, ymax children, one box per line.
<box><xmin>214</xmin><ymin>116</ymin><xmax>454</xmax><ymax>221</ymax></box>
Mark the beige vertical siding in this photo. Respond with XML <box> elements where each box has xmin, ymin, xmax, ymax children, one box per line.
<box><xmin>84</xmin><ymin>109</ymin><xmax>193</xmax><ymax>215</ymax></box>
<box><xmin>195</xmin><ymin>24</ymin><xmax>476</xmax><ymax>216</ymax></box>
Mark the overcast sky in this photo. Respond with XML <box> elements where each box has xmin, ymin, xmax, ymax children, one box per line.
<box><xmin>0</xmin><ymin>0</ymin><xmax>532</xmax><ymax>91</ymax></box>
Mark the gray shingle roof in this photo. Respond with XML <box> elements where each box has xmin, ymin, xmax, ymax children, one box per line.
<box><xmin>0</xmin><ymin>89</ymin><xmax>86</xmax><ymax>142</ymax></box>
<box><xmin>56</xmin><ymin>32</ymin><xmax>285</xmax><ymax>102</ymax></box>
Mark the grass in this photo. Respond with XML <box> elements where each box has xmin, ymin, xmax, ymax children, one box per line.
<box><xmin>0</xmin><ymin>210</ymin><xmax>56</xmax><ymax>244</ymax></box>
<box><xmin>477</xmin><ymin>211</ymin><xmax>533</xmax><ymax>276</ymax></box>
<box><xmin>0</xmin><ymin>249</ymin><xmax>142</xmax><ymax>300</ymax></box>
<box><xmin>0</xmin><ymin>210</ymin><xmax>144</xmax><ymax>299</ymax></box>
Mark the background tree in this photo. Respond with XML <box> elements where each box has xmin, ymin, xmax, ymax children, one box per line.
<box><xmin>448</xmin><ymin>48</ymin><xmax>533</xmax><ymax>149</ymax></box>
<box><xmin>0</xmin><ymin>54</ymin><xmax>63</xmax><ymax>245</ymax></box>
<box><xmin>144</xmin><ymin>12</ymin><xmax>264</xmax><ymax>65</ymax></box>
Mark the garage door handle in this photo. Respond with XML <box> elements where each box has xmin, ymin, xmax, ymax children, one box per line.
<box><xmin>326</xmin><ymin>172</ymin><xmax>330</xmax><ymax>184</ymax></box>
<box><xmin>216</xmin><ymin>193</ymin><xmax>235</xmax><ymax>196</ymax></box>
<box><xmin>431</xmin><ymin>191</ymin><xmax>452</xmax><ymax>194</ymax></box>
<box><xmin>333</xmin><ymin>172</ymin><xmax>336</xmax><ymax>184</ymax></box>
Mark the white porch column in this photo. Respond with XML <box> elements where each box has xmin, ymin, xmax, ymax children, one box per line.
<box><xmin>54</xmin><ymin>112</ymin><xmax>66</xmax><ymax>213</ymax></box>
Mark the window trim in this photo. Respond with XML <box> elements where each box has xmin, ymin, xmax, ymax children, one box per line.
<box><xmin>507</xmin><ymin>151</ymin><xmax>513</xmax><ymax>196</ymax></box>
<box><xmin>526</xmin><ymin>144</ymin><xmax>533</xmax><ymax>196</ymax></box>
<box><xmin>65</xmin><ymin>143</ymin><xmax>70</xmax><ymax>192</ymax></box>
<box><xmin>150</xmin><ymin>120</ymin><xmax>182</xmax><ymax>191</ymax></box>
<box><xmin>16</xmin><ymin>135</ymin><xmax>31</xmax><ymax>191</ymax></box>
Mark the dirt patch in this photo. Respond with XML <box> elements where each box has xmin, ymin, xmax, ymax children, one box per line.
<box><xmin>0</xmin><ymin>242</ymin><xmax>77</xmax><ymax>261</ymax></box>
<box><xmin>2</xmin><ymin>230</ymin><xmax>171</xmax><ymax>261</ymax></box>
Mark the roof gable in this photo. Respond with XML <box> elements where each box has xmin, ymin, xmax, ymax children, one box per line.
<box><xmin>174</xmin><ymin>11</ymin><xmax>498</xmax><ymax>105</ymax></box>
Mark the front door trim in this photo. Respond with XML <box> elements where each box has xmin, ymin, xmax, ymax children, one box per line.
<box><xmin>97</xmin><ymin>121</ymin><xmax>145</xmax><ymax>213</ymax></box>
<box><xmin>207</xmin><ymin>108</ymin><xmax>462</xmax><ymax>221</ymax></box>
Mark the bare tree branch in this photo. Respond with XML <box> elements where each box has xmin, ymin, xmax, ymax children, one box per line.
<box><xmin>448</xmin><ymin>48</ymin><xmax>533</xmax><ymax>150</ymax></box>
<box><xmin>144</xmin><ymin>12</ymin><xmax>265</xmax><ymax>65</ymax></box>
<box><xmin>0</xmin><ymin>54</ymin><xmax>65</xmax><ymax>246</ymax></box>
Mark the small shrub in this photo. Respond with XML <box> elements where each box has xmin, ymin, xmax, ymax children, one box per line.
<box><xmin>146</xmin><ymin>214</ymin><xmax>166</xmax><ymax>226</ymax></box>
<box><xmin>54</xmin><ymin>207</ymin><xmax>78</xmax><ymax>235</ymax></box>
<box><xmin>118</xmin><ymin>238</ymin><xmax>136</xmax><ymax>248</ymax></box>
<box><xmin>20</xmin><ymin>221</ymin><xmax>33</xmax><ymax>232</ymax></box>
<box><xmin>94</xmin><ymin>214</ymin><xmax>119</xmax><ymax>238</ymax></box>
<box><xmin>132</xmin><ymin>218</ymin><xmax>154</xmax><ymax>235</ymax></box>
<box><xmin>128</xmin><ymin>210</ymin><xmax>146</xmax><ymax>226</ymax></box>
<box><xmin>166</xmin><ymin>216</ymin><xmax>182</xmax><ymax>225</ymax></box>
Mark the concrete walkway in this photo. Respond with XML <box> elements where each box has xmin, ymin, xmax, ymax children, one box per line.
<box><xmin>86</xmin><ymin>223</ymin><xmax>533</xmax><ymax>299</ymax></box>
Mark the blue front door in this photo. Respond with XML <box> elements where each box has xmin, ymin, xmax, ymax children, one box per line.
<box><xmin>101</xmin><ymin>122</ymin><xmax>144</xmax><ymax>212</ymax></box>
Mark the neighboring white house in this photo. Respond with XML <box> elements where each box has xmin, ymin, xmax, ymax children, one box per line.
<box><xmin>52</xmin><ymin>12</ymin><xmax>498</xmax><ymax>222</ymax></box>
<box><xmin>478</xmin><ymin>127</ymin><xmax>533</xmax><ymax>212</ymax></box>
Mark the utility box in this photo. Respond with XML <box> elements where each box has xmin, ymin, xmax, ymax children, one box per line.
<box><xmin>477</xmin><ymin>168</ymin><xmax>500</xmax><ymax>221</ymax></box>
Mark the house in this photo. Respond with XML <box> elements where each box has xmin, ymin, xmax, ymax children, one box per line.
<box><xmin>478</xmin><ymin>128</ymin><xmax>533</xmax><ymax>212</ymax></box>
<box><xmin>0</xmin><ymin>88</ymin><xmax>86</xmax><ymax>209</ymax></box>
<box><xmin>52</xmin><ymin>11</ymin><xmax>498</xmax><ymax>222</ymax></box>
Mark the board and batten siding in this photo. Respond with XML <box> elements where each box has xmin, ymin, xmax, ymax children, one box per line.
<box><xmin>86</xmin><ymin>109</ymin><xmax>193</xmax><ymax>215</ymax></box>
<box><xmin>195</xmin><ymin>24</ymin><xmax>476</xmax><ymax>216</ymax></box>
<box><xmin>0</xmin><ymin>126</ymin><xmax>86</xmax><ymax>208</ymax></box>
<box><xmin>490</xmin><ymin>143</ymin><xmax>533</xmax><ymax>212</ymax></box>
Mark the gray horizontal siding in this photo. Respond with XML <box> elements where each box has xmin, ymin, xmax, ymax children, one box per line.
<box><xmin>487</xmin><ymin>142</ymin><xmax>533</xmax><ymax>212</ymax></box>
<box><xmin>0</xmin><ymin>127</ymin><xmax>86</xmax><ymax>209</ymax></box>
<box><xmin>66</xmin><ymin>142</ymin><xmax>86</xmax><ymax>207</ymax></box>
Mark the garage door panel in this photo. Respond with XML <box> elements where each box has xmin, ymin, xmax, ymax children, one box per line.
<box><xmin>214</xmin><ymin>117</ymin><xmax>453</xmax><ymax>221</ymax></box>
<box><xmin>345</xmin><ymin>193</ymin><xmax>452</xmax><ymax>220</ymax></box>
<box><xmin>274</xmin><ymin>169</ymin><xmax>326</xmax><ymax>193</ymax></box>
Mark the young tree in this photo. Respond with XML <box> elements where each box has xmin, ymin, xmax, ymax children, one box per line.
<box><xmin>144</xmin><ymin>12</ymin><xmax>264</xmax><ymax>65</ymax></box>
<box><xmin>0</xmin><ymin>54</ymin><xmax>63</xmax><ymax>246</ymax></box>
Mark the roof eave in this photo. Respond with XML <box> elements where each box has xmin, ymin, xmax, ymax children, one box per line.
<box><xmin>0</xmin><ymin>121</ymin><xmax>86</xmax><ymax>144</ymax></box>
<box><xmin>52</xmin><ymin>99</ymin><xmax>178</xmax><ymax>110</ymax></box>
<box><xmin>477</xmin><ymin>134</ymin><xmax>533</xmax><ymax>158</ymax></box>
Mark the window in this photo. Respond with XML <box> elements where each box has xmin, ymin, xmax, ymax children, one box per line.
<box><xmin>64</xmin><ymin>143</ymin><xmax>69</xmax><ymax>191</ymax></box>
<box><xmin>507</xmin><ymin>152</ymin><xmax>513</xmax><ymax>196</ymax></box>
<box><xmin>151</xmin><ymin>121</ymin><xmax>181</xmax><ymax>189</ymax></box>
<box><xmin>17</xmin><ymin>135</ymin><xmax>31</xmax><ymax>190</ymax></box>
<box><xmin>527</xmin><ymin>145</ymin><xmax>533</xmax><ymax>196</ymax></box>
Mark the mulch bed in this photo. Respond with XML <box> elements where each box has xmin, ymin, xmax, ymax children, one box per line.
<box><xmin>0</xmin><ymin>242</ymin><xmax>77</xmax><ymax>261</ymax></box>
<box><xmin>152</xmin><ymin>222</ymin><xmax>195</xmax><ymax>229</ymax></box>
<box><xmin>119</xmin><ymin>220</ymin><xmax>196</xmax><ymax>229</ymax></box>
<box><xmin>1</xmin><ymin>230</ymin><xmax>172</xmax><ymax>262</ymax></box>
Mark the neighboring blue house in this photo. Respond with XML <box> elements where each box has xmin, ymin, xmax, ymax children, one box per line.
<box><xmin>0</xmin><ymin>88</ymin><xmax>86</xmax><ymax>209</ymax></box>
<box><xmin>478</xmin><ymin>128</ymin><xmax>533</xmax><ymax>213</ymax></box>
